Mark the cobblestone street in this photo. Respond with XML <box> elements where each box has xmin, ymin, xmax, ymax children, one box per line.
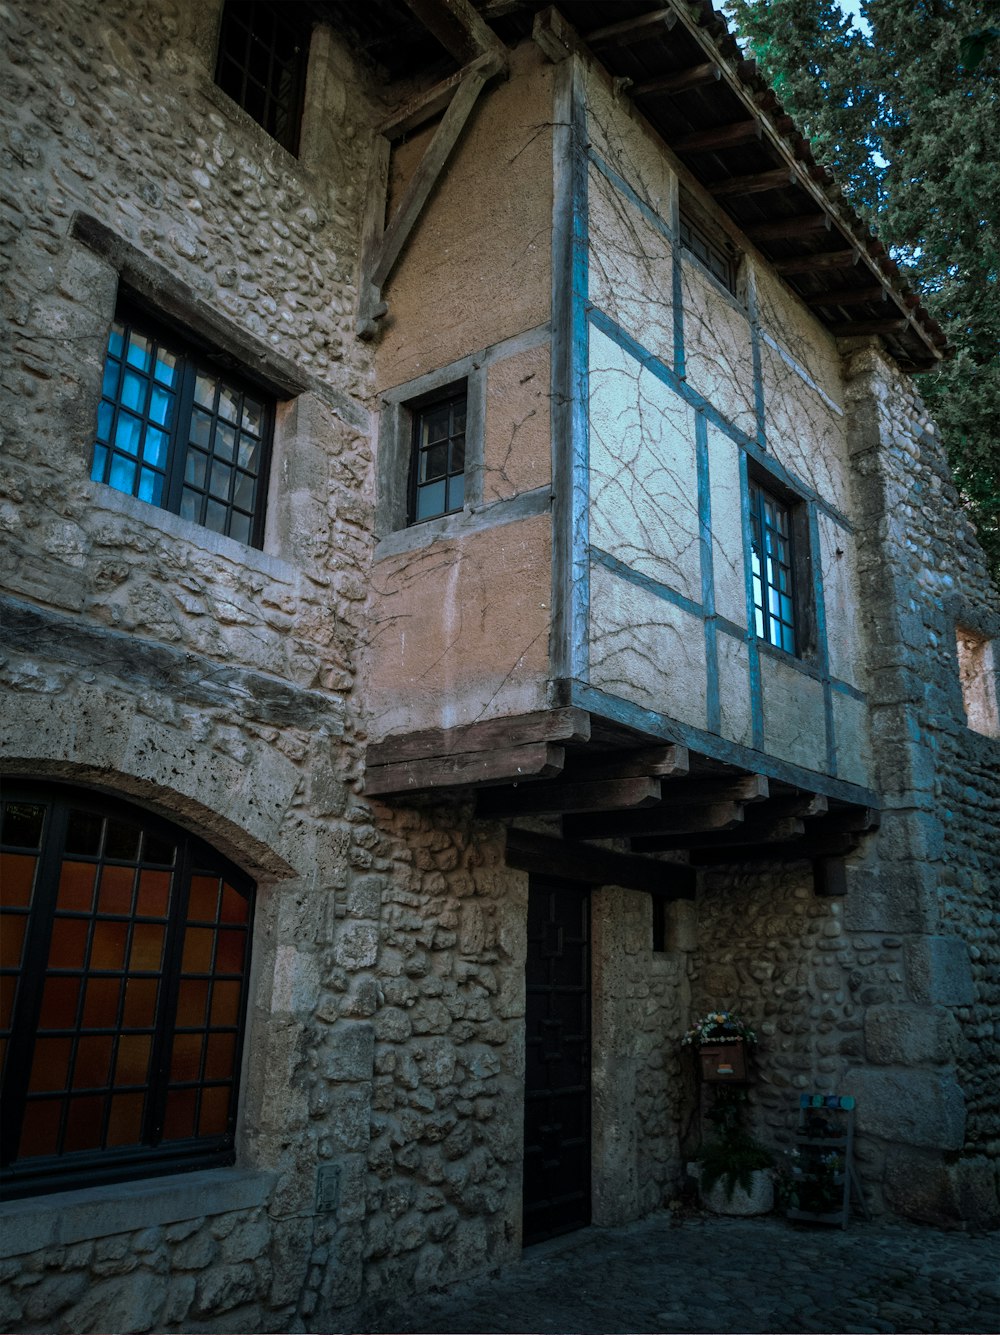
<box><xmin>364</xmin><ymin>1212</ymin><xmax>1000</xmax><ymax>1334</ymax></box>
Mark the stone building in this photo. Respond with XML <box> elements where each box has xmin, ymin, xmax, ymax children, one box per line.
<box><xmin>0</xmin><ymin>0</ymin><xmax>997</xmax><ymax>1330</ymax></box>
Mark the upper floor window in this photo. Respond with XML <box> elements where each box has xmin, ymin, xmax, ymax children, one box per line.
<box><xmin>91</xmin><ymin>307</ymin><xmax>273</xmax><ymax>548</ymax></box>
<box><xmin>956</xmin><ymin>626</ymin><xmax>1000</xmax><ymax>738</ymax></box>
<box><xmin>408</xmin><ymin>386</ymin><xmax>467</xmax><ymax>525</ymax></box>
<box><xmin>0</xmin><ymin>786</ymin><xmax>255</xmax><ymax>1199</ymax></box>
<box><xmin>215</xmin><ymin>0</ymin><xmax>312</xmax><ymax>155</ymax></box>
<box><xmin>749</xmin><ymin>479</ymin><xmax>797</xmax><ymax>655</ymax></box>
<box><xmin>679</xmin><ymin>207</ymin><xmax>737</xmax><ymax>296</ymax></box>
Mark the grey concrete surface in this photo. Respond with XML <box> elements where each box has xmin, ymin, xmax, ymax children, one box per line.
<box><xmin>362</xmin><ymin>1211</ymin><xmax>1000</xmax><ymax>1334</ymax></box>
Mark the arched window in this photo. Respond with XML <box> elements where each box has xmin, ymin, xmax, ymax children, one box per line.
<box><xmin>0</xmin><ymin>785</ymin><xmax>255</xmax><ymax>1199</ymax></box>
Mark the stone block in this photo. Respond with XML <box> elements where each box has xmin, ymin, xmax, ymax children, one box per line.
<box><xmin>884</xmin><ymin>1146</ymin><xmax>1000</xmax><ymax>1226</ymax></box>
<box><xmin>63</xmin><ymin>1271</ymin><xmax>168</xmax><ymax>1333</ymax></box>
<box><xmin>846</xmin><ymin>1067</ymin><xmax>966</xmax><ymax>1150</ymax></box>
<box><xmin>324</xmin><ymin>1021</ymin><xmax>375</xmax><ymax>1082</ymax></box>
<box><xmin>335</xmin><ymin>921</ymin><xmax>379</xmax><ymax>970</ymax></box>
<box><xmin>193</xmin><ymin>1262</ymin><xmax>262</xmax><ymax>1316</ymax></box>
<box><xmin>905</xmin><ymin>936</ymin><xmax>975</xmax><ymax>1006</ymax></box>
<box><xmin>864</xmin><ymin>1005</ymin><xmax>963</xmax><ymax>1065</ymax></box>
<box><xmin>842</xmin><ymin>859</ymin><xmax>939</xmax><ymax>934</ymax></box>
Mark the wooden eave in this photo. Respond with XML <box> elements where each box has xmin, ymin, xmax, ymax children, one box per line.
<box><xmin>364</xmin><ymin>707</ymin><xmax>879</xmax><ymax>891</ymax></box>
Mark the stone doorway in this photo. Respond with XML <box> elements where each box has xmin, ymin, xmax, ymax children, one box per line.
<box><xmin>522</xmin><ymin>876</ymin><xmax>591</xmax><ymax>1245</ymax></box>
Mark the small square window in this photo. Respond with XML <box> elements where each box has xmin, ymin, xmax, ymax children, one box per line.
<box><xmin>91</xmin><ymin>307</ymin><xmax>273</xmax><ymax>548</ymax></box>
<box><xmin>408</xmin><ymin>388</ymin><xmax>468</xmax><ymax>526</ymax></box>
<box><xmin>215</xmin><ymin>1</ymin><xmax>312</xmax><ymax>155</ymax></box>
<box><xmin>749</xmin><ymin>479</ymin><xmax>798</xmax><ymax>655</ymax></box>
<box><xmin>679</xmin><ymin>207</ymin><xmax>737</xmax><ymax>295</ymax></box>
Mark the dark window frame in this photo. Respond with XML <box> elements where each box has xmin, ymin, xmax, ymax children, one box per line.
<box><xmin>747</xmin><ymin>469</ymin><xmax>814</xmax><ymax>659</ymax></box>
<box><xmin>0</xmin><ymin>784</ymin><xmax>255</xmax><ymax>1201</ymax></box>
<box><xmin>406</xmin><ymin>383</ymin><xmax>468</xmax><ymax>527</ymax></box>
<box><xmin>679</xmin><ymin>207</ymin><xmax>738</xmax><ymax>296</ymax></box>
<box><xmin>91</xmin><ymin>302</ymin><xmax>275</xmax><ymax>550</ymax></box>
<box><xmin>214</xmin><ymin>1</ymin><xmax>313</xmax><ymax>156</ymax></box>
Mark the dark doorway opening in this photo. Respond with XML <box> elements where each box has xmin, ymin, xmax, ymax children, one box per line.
<box><xmin>522</xmin><ymin>876</ymin><xmax>591</xmax><ymax>1245</ymax></box>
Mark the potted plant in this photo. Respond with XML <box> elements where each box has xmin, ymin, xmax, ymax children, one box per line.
<box><xmin>682</xmin><ymin>1009</ymin><xmax>757</xmax><ymax>1082</ymax></box>
<box><xmin>693</xmin><ymin>1086</ymin><xmax>775</xmax><ymax>1216</ymax></box>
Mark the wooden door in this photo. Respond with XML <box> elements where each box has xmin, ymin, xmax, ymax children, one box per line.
<box><xmin>522</xmin><ymin>877</ymin><xmax>591</xmax><ymax>1245</ymax></box>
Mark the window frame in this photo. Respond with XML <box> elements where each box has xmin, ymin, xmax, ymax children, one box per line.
<box><xmin>678</xmin><ymin>203</ymin><xmax>739</xmax><ymax>298</ymax></box>
<box><xmin>214</xmin><ymin>0</ymin><xmax>313</xmax><ymax>156</ymax></box>
<box><xmin>406</xmin><ymin>383</ymin><xmax>469</xmax><ymax>527</ymax></box>
<box><xmin>0</xmin><ymin>784</ymin><xmax>256</xmax><ymax>1201</ymax></box>
<box><xmin>746</xmin><ymin>468</ymin><xmax>814</xmax><ymax>660</ymax></box>
<box><xmin>90</xmin><ymin>302</ymin><xmax>275</xmax><ymax>550</ymax></box>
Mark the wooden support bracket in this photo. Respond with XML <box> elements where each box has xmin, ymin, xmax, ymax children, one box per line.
<box><xmin>532</xmin><ymin>6</ymin><xmax>590</xmax><ymax>63</ymax></box>
<box><xmin>568</xmin><ymin>745</ymin><xmax>689</xmax><ymax>781</ymax></box>
<box><xmin>564</xmin><ymin>799</ymin><xmax>745</xmax><ymax>841</ymax></box>
<box><xmin>478</xmin><ymin>776</ymin><xmax>662</xmax><ymax>819</ymax></box>
<box><xmin>365</xmin><ymin>742</ymin><xmax>565</xmax><ymax>797</ymax></box>
<box><xmin>366</xmin><ymin>707</ymin><xmax>591</xmax><ymax>768</ymax></box>
<box><xmin>506</xmin><ymin>829</ymin><xmax>696</xmax><ymax>898</ymax></box>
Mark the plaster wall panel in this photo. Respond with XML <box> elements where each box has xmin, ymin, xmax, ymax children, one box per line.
<box><xmin>717</xmin><ymin>632</ymin><xmax>753</xmax><ymax>748</ymax></box>
<box><xmin>589</xmin><ymin>561</ymin><xmax>708</xmax><ymax>729</ymax></box>
<box><xmin>681</xmin><ymin>264</ymin><xmax>756</xmax><ymax>440</ymax></box>
<box><xmin>482</xmin><ymin>342</ymin><xmax>552</xmax><ymax>502</ymax></box>
<box><xmin>366</xmin><ymin>514</ymin><xmax>551</xmax><ymax>739</ymax></box>
<box><xmin>760</xmin><ymin>653</ymin><xmax>827</xmax><ymax>772</ymax></box>
<box><xmin>761</xmin><ymin>338</ymin><xmax>851</xmax><ymax>514</ymax></box>
<box><xmin>832</xmin><ymin>688</ymin><xmax>873</xmax><ymax>788</ymax></box>
<box><xmin>378</xmin><ymin>43</ymin><xmax>554</xmax><ymax>392</ymax></box>
<box><xmin>706</xmin><ymin>423</ymin><xmax>746</xmax><ymax>628</ymax></box>
<box><xmin>588</xmin><ymin>164</ymin><xmax>674</xmax><ymax>365</ymax></box>
<box><xmin>589</xmin><ymin>327</ymin><xmax>700</xmax><ymax>602</ymax></box>
<box><xmin>817</xmin><ymin>510</ymin><xmax>865</xmax><ymax>690</ymax></box>
<box><xmin>754</xmin><ymin>262</ymin><xmax>846</xmax><ymax>414</ymax></box>
<box><xmin>583</xmin><ymin>72</ymin><xmax>675</xmax><ymax>225</ymax></box>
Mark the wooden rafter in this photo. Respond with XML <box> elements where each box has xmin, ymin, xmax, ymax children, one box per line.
<box><xmin>478</xmin><ymin>776</ymin><xmax>662</xmax><ymax>818</ymax></box>
<box><xmin>585</xmin><ymin>8</ymin><xmax>678</xmax><ymax>47</ymax></box>
<box><xmin>804</xmin><ymin>285</ymin><xmax>887</xmax><ymax>308</ymax></box>
<box><xmin>691</xmin><ymin>833</ymin><xmax>859</xmax><ymax>864</ymax></box>
<box><xmin>633</xmin><ymin>62</ymin><xmax>720</xmax><ymax>98</ymax></box>
<box><xmin>506</xmin><ymin>829</ymin><xmax>696</xmax><ymax>897</ymax></box>
<box><xmin>745</xmin><ymin>213</ymin><xmax>833</xmax><ymax>242</ymax></box>
<box><xmin>772</xmin><ymin>249</ymin><xmax>862</xmax><ymax>275</ymax></box>
<box><xmin>564</xmin><ymin>799</ymin><xmax>745</xmax><ymax>840</ymax></box>
<box><xmin>708</xmin><ymin>167</ymin><xmax>796</xmax><ymax>198</ymax></box>
<box><xmin>633</xmin><ymin>817</ymin><xmax>805</xmax><ymax>852</ymax></box>
<box><xmin>671</xmin><ymin>120</ymin><xmax>762</xmax><ymax>153</ymax></box>
<box><xmin>568</xmin><ymin>745</ymin><xmax>689</xmax><ymax>781</ymax></box>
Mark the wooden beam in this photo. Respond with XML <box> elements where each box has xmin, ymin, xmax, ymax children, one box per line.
<box><xmin>532</xmin><ymin>5</ymin><xmax>589</xmax><ymax>62</ymax></box>
<box><xmin>749</xmin><ymin>793</ymin><xmax>829</xmax><ymax>821</ymax></box>
<box><xmin>745</xmin><ymin>213</ymin><xmax>832</xmax><ymax>243</ymax></box>
<box><xmin>830</xmin><ymin>318</ymin><xmax>909</xmax><ymax>337</ymax></box>
<box><xmin>371</xmin><ymin>65</ymin><xmax>490</xmax><ymax>289</ymax></box>
<box><xmin>670</xmin><ymin>120</ymin><xmax>762</xmax><ymax>153</ymax></box>
<box><xmin>366</xmin><ymin>707</ymin><xmax>590</xmax><ymax>768</ymax></box>
<box><xmin>772</xmin><ymin>249</ymin><xmax>862</xmax><ymax>276</ymax></box>
<box><xmin>355</xmin><ymin>134</ymin><xmax>391</xmax><ymax>339</ymax></box>
<box><xmin>818</xmin><ymin>807</ymin><xmax>880</xmax><ymax>834</ymax></box>
<box><xmin>690</xmin><ymin>833</ymin><xmax>859</xmax><ymax>865</ymax></box>
<box><xmin>585</xmin><ymin>8</ymin><xmax>677</xmax><ymax>47</ymax></box>
<box><xmin>506</xmin><ymin>829</ymin><xmax>696</xmax><ymax>898</ymax></box>
<box><xmin>804</xmin><ymin>285</ymin><xmax>887</xmax><ymax>308</ymax></box>
<box><xmin>708</xmin><ymin>167</ymin><xmax>796</xmax><ymax>198</ymax></box>
<box><xmin>364</xmin><ymin>742</ymin><xmax>565</xmax><ymax>797</ymax></box>
<box><xmin>564</xmin><ymin>801</ymin><xmax>744</xmax><ymax>841</ymax></box>
<box><xmin>378</xmin><ymin>51</ymin><xmax>498</xmax><ymax>139</ymax></box>
<box><xmin>656</xmin><ymin>774</ymin><xmax>769</xmax><ymax>806</ymax></box>
<box><xmin>567</xmin><ymin>745</ymin><xmax>689</xmax><ymax>781</ymax></box>
<box><xmin>401</xmin><ymin>0</ymin><xmax>507</xmax><ymax>65</ymax></box>
<box><xmin>478</xmin><ymin>776</ymin><xmax>661</xmax><ymax>818</ymax></box>
<box><xmin>633</xmin><ymin>62</ymin><xmax>721</xmax><ymax>98</ymax></box>
<box><xmin>633</xmin><ymin>818</ymin><xmax>805</xmax><ymax>852</ymax></box>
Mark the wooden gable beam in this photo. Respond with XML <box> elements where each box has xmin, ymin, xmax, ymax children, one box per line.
<box><xmin>506</xmin><ymin>829</ymin><xmax>696</xmax><ymax>898</ymax></box>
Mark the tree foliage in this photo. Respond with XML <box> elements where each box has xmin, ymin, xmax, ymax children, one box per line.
<box><xmin>725</xmin><ymin>0</ymin><xmax>1000</xmax><ymax>585</ymax></box>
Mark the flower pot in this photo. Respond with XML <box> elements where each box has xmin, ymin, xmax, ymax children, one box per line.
<box><xmin>702</xmin><ymin>1168</ymin><xmax>774</xmax><ymax>1217</ymax></box>
<box><xmin>698</xmin><ymin>1039</ymin><xmax>748</xmax><ymax>1082</ymax></box>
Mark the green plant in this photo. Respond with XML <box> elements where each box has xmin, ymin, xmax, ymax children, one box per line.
<box><xmin>699</xmin><ymin>1129</ymin><xmax>775</xmax><ymax>1201</ymax></box>
<box><xmin>682</xmin><ymin>1009</ymin><xmax>757</xmax><ymax>1047</ymax></box>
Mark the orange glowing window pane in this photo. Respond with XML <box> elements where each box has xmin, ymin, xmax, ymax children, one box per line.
<box><xmin>162</xmin><ymin>1087</ymin><xmax>197</xmax><ymax>1141</ymax></box>
<box><xmin>209</xmin><ymin>980</ymin><xmax>241</xmax><ymax>1028</ymax></box>
<box><xmin>187</xmin><ymin>875</ymin><xmax>219</xmax><ymax>922</ymax></box>
<box><xmin>107</xmin><ymin>1091</ymin><xmax>145</xmax><ymax>1147</ymax></box>
<box><xmin>1</xmin><ymin>853</ymin><xmax>37</xmax><ymax>907</ymax></box>
<box><xmin>215</xmin><ymin>929</ymin><xmax>245</xmax><ymax>975</ymax></box>
<box><xmin>38</xmin><ymin>975</ymin><xmax>81</xmax><ymax>1030</ymax></box>
<box><xmin>121</xmin><ymin>976</ymin><xmax>157</xmax><ymax>1028</ymax></box>
<box><xmin>169</xmin><ymin>1033</ymin><xmax>202</xmax><ymax>1084</ymax></box>
<box><xmin>114</xmin><ymin>1034</ymin><xmax>151</xmax><ymax>1086</ymax></box>
<box><xmin>198</xmin><ymin>1084</ymin><xmax>231</xmax><ymax>1137</ymax></box>
<box><xmin>56</xmin><ymin>860</ymin><xmax>97</xmax><ymax>913</ymax></box>
<box><xmin>28</xmin><ymin>1036</ymin><xmax>73</xmax><ymax>1092</ymax></box>
<box><xmin>48</xmin><ymin>918</ymin><xmax>89</xmax><ymax>970</ymax></box>
<box><xmin>1</xmin><ymin>913</ymin><xmax>27</xmax><ymax>969</ymax></box>
<box><xmin>18</xmin><ymin>1099</ymin><xmax>62</xmax><ymax>1157</ymax></box>
<box><xmin>73</xmin><ymin>1035</ymin><xmax>114</xmax><ymax>1089</ymax></box>
<box><xmin>181</xmin><ymin>927</ymin><xmax>214</xmax><ymax>974</ymax></box>
<box><xmin>82</xmin><ymin>976</ymin><xmax>122</xmax><ymax>1029</ymax></box>
<box><xmin>97</xmin><ymin>865</ymin><xmax>134</xmax><ymax>916</ymax></box>
<box><xmin>219</xmin><ymin>883</ymin><xmax>249</xmax><ymax>924</ymax></box>
<box><xmin>90</xmin><ymin>920</ymin><xmax>128</xmax><ymax>971</ymax></box>
<box><xmin>204</xmin><ymin>1032</ymin><xmax>236</xmax><ymax>1082</ymax></box>
<box><xmin>176</xmin><ymin>978</ymin><xmax>209</xmax><ymax>1028</ymax></box>
<box><xmin>128</xmin><ymin>923</ymin><xmax>164</xmax><ymax>972</ymax></box>
<box><xmin>63</xmin><ymin>1093</ymin><xmax>106</xmax><ymax>1152</ymax></box>
<box><xmin>135</xmin><ymin>869</ymin><xmax>171</xmax><ymax>918</ymax></box>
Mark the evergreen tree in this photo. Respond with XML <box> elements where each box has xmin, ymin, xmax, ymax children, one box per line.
<box><xmin>726</xmin><ymin>0</ymin><xmax>1000</xmax><ymax>584</ymax></box>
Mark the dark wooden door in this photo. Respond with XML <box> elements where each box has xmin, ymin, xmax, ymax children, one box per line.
<box><xmin>522</xmin><ymin>877</ymin><xmax>591</xmax><ymax>1245</ymax></box>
